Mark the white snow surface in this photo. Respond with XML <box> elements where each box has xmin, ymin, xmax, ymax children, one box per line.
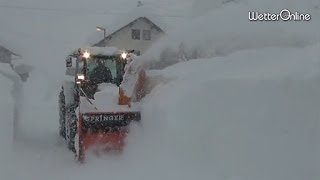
<box><xmin>140</xmin><ymin>44</ymin><xmax>320</xmax><ymax>180</ymax></box>
<box><xmin>78</xmin><ymin>83</ymin><xmax>140</xmax><ymax>113</ymax></box>
<box><xmin>0</xmin><ymin>66</ymin><xmax>15</xmax><ymax>179</ymax></box>
<box><xmin>120</xmin><ymin>54</ymin><xmax>144</xmax><ymax>98</ymax></box>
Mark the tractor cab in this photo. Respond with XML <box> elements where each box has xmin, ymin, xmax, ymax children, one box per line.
<box><xmin>70</xmin><ymin>47</ymin><xmax>128</xmax><ymax>98</ymax></box>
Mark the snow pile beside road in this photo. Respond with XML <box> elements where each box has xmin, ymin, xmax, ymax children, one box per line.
<box><xmin>132</xmin><ymin>44</ymin><xmax>320</xmax><ymax>180</ymax></box>
<box><xmin>0</xmin><ymin>65</ymin><xmax>15</xmax><ymax>179</ymax></box>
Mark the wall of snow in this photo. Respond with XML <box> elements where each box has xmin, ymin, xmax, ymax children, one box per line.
<box><xmin>133</xmin><ymin>44</ymin><xmax>320</xmax><ymax>180</ymax></box>
<box><xmin>0</xmin><ymin>65</ymin><xmax>15</xmax><ymax>179</ymax></box>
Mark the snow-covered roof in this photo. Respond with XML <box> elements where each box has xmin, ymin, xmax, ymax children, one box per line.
<box><xmin>86</xmin><ymin>4</ymin><xmax>187</xmax><ymax>46</ymax></box>
<box><xmin>0</xmin><ymin>37</ymin><xmax>21</xmax><ymax>57</ymax></box>
<box><xmin>69</xmin><ymin>46</ymin><xmax>122</xmax><ymax>57</ymax></box>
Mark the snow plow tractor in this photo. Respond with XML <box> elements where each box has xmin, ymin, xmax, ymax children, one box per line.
<box><xmin>59</xmin><ymin>47</ymin><xmax>146</xmax><ymax>162</ymax></box>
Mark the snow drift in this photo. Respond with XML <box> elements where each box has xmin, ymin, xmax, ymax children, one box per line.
<box><xmin>137</xmin><ymin>44</ymin><xmax>320</xmax><ymax>180</ymax></box>
<box><xmin>0</xmin><ymin>65</ymin><xmax>17</xmax><ymax>179</ymax></box>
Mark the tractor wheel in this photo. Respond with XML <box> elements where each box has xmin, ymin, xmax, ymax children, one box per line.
<box><xmin>58</xmin><ymin>87</ymin><xmax>66</xmax><ymax>139</ymax></box>
<box><xmin>65</xmin><ymin>104</ymin><xmax>77</xmax><ymax>153</ymax></box>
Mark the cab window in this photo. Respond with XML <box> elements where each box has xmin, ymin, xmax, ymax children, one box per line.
<box><xmin>87</xmin><ymin>59</ymin><xmax>117</xmax><ymax>78</ymax></box>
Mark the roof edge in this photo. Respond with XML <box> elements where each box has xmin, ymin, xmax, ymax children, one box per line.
<box><xmin>0</xmin><ymin>45</ymin><xmax>21</xmax><ymax>58</ymax></box>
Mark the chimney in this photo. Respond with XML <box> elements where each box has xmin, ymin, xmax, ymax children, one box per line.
<box><xmin>137</xmin><ymin>1</ymin><xmax>143</xmax><ymax>7</ymax></box>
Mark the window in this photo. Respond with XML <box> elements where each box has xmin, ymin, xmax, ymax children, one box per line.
<box><xmin>142</xmin><ymin>30</ymin><xmax>151</xmax><ymax>40</ymax></box>
<box><xmin>132</xmin><ymin>29</ymin><xmax>140</xmax><ymax>40</ymax></box>
<box><xmin>134</xmin><ymin>50</ymin><xmax>141</xmax><ymax>56</ymax></box>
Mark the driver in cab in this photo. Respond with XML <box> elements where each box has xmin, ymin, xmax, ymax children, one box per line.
<box><xmin>89</xmin><ymin>59</ymin><xmax>113</xmax><ymax>85</ymax></box>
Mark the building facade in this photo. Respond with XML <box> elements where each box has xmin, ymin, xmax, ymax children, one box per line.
<box><xmin>94</xmin><ymin>17</ymin><xmax>164</xmax><ymax>55</ymax></box>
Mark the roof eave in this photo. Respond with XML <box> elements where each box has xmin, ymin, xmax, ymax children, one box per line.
<box><xmin>0</xmin><ymin>45</ymin><xmax>21</xmax><ymax>58</ymax></box>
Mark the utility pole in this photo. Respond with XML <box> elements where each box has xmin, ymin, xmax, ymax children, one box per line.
<box><xmin>137</xmin><ymin>1</ymin><xmax>143</xmax><ymax>7</ymax></box>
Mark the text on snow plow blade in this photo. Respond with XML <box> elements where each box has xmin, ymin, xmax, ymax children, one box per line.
<box><xmin>81</xmin><ymin>112</ymin><xmax>141</xmax><ymax>131</ymax></box>
<box><xmin>77</xmin><ymin>111</ymin><xmax>141</xmax><ymax>162</ymax></box>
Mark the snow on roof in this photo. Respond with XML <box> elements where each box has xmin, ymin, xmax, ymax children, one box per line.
<box><xmin>69</xmin><ymin>46</ymin><xmax>122</xmax><ymax>57</ymax></box>
<box><xmin>0</xmin><ymin>37</ymin><xmax>21</xmax><ymax>57</ymax></box>
<box><xmin>81</xmin><ymin>46</ymin><xmax>122</xmax><ymax>56</ymax></box>
<box><xmin>86</xmin><ymin>4</ymin><xmax>187</xmax><ymax>46</ymax></box>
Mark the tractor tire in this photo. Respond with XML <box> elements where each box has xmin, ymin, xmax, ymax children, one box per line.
<box><xmin>58</xmin><ymin>87</ymin><xmax>66</xmax><ymax>139</ymax></box>
<box><xmin>65</xmin><ymin>103</ymin><xmax>77</xmax><ymax>153</ymax></box>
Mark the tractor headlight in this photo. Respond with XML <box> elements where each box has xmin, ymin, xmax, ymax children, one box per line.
<box><xmin>77</xmin><ymin>74</ymin><xmax>85</xmax><ymax>80</ymax></box>
<box><xmin>83</xmin><ymin>51</ymin><xmax>91</xmax><ymax>59</ymax></box>
<box><xmin>121</xmin><ymin>52</ymin><xmax>128</xmax><ymax>59</ymax></box>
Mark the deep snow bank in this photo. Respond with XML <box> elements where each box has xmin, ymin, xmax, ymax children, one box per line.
<box><xmin>137</xmin><ymin>44</ymin><xmax>320</xmax><ymax>180</ymax></box>
<box><xmin>0</xmin><ymin>65</ymin><xmax>15</xmax><ymax>178</ymax></box>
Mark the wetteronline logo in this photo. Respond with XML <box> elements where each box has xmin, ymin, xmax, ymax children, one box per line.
<box><xmin>249</xmin><ymin>9</ymin><xmax>311</xmax><ymax>21</ymax></box>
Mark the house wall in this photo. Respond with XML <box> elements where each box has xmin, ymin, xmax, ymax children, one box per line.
<box><xmin>103</xmin><ymin>19</ymin><xmax>164</xmax><ymax>54</ymax></box>
<box><xmin>0</xmin><ymin>46</ymin><xmax>12</xmax><ymax>64</ymax></box>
